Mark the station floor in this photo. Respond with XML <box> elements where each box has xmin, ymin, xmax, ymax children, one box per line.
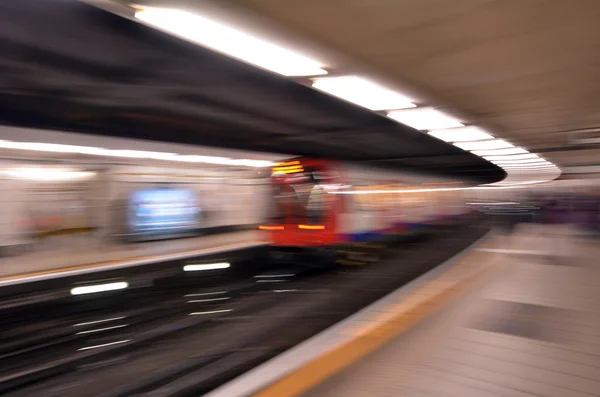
<box><xmin>0</xmin><ymin>229</ymin><xmax>264</xmax><ymax>284</ymax></box>
<box><xmin>301</xmin><ymin>224</ymin><xmax>600</xmax><ymax>397</ymax></box>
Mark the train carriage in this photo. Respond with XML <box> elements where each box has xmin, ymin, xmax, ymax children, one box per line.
<box><xmin>260</xmin><ymin>157</ymin><xmax>471</xmax><ymax>266</ymax></box>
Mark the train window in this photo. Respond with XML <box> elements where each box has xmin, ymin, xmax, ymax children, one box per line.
<box><xmin>268</xmin><ymin>167</ymin><xmax>332</xmax><ymax>224</ymax></box>
<box><xmin>351</xmin><ymin>184</ymin><xmax>404</xmax><ymax>211</ymax></box>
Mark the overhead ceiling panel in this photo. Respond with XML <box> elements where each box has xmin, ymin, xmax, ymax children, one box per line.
<box><xmin>233</xmin><ymin>0</ymin><xmax>600</xmax><ymax>168</ymax></box>
<box><xmin>0</xmin><ymin>0</ymin><xmax>504</xmax><ymax>183</ymax></box>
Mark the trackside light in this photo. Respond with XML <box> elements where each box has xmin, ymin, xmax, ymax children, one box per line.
<box><xmin>183</xmin><ymin>262</ymin><xmax>231</xmax><ymax>271</ymax></box>
<box><xmin>70</xmin><ymin>282</ymin><xmax>129</xmax><ymax>296</ymax></box>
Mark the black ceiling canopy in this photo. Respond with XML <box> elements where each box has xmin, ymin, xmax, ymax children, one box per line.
<box><xmin>0</xmin><ymin>0</ymin><xmax>504</xmax><ymax>184</ymax></box>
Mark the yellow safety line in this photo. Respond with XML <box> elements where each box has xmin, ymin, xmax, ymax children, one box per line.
<box><xmin>0</xmin><ymin>240</ymin><xmax>263</xmax><ymax>282</ymax></box>
<box><xmin>252</xmin><ymin>250</ymin><xmax>499</xmax><ymax>397</ymax></box>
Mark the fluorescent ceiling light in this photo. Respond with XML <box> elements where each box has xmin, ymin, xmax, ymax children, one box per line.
<box><xmin>495</xmin><ymin>180</ymin><xmax>552</xmax><ymax>186</ymax></box>
<box><xmin>454</xmin><ymin>139</ymin><xmax>514</xmax><ymax>151</ymax></box>
<box><xmin>492</xmin><ymin>159</ymin><xmax>548</xmax><ymax>164</ymax></box>
<box><xmin>483</xmin><ymin>154</ymin><xmax>541</xmax><ymax>161</ymax></box>
<box><xmin>311</xmin><ymin>76</ymin><xmax>414</xmax><ymax>111</ymax></box>
<box><xmin>387</xmin><ymin>107</ymin><xmax>464</xmax><ymax>130</ymax></box>
<box><xmin>71</xmin><ymin>282</ymin><xmax>128</xmax><ymax>296</ymax></box>
<box><xmin>496</xmin><ymin>165</ymin><xmax>549</xmax><ymax>170</ymax></box>
<box><xmin>110</xmin><ymin>150</ymin><xmax>177</xmax><ymax>160</ymax></box>
<box><xmin>499</xmin><ymin>163</ymin><xmax>553</xmax><ymax>167</ymax></box>
<box><xmin>183</xmin><ymin>262</ymin><xmax>231</xmax><ymax>271</ymax></box>
<box><xmin>0</xmin><ymin>140</ymin><xmax>105</xmax><ymax>155</ymax></box>
<box><xmin>499</xmin><ymin>169</ymin><xmax>551</xmax><ymax>173</ymax></box>
<box><xmin>427</xmin><ymin>127</ymin><xmax>493</xmax><ymax>142</ymax></box>
<box><xmin>492</xmin><ymin>161</ymin><xmax>547</xmax><ymax>166</ymax></box>
<box><xmin>135</xmin><ymin>7</ymin><xmax>327</xmax><ymax>77</ymax></box>
<box><xmin>471</xmin><ymin>148</ymin><xmax>529</xmax><ymax>156</ymax></box>
<box><xmin>5</xmin><ymin>168</ymin><xmax>96</xmax><ymax>181</ymax></box>
<box><xmin>0</xmin><ymin>140</ymin><xmax>274</xmax><ymax>168</ymax></box>
<box><xmin>500</xmin><ymin>165</ymin><xmax>556</xmax><ymax>169</ymax></box>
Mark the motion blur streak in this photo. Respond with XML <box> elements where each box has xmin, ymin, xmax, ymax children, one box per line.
<box><xmin>70</xmin><ymin>282</ymin><xmax>129</xmax><ymax>295</ymax></box>
<box><xmin>73</xmin><ymin>316</ymin><xmax>127</xmax><ymax>327</ymax></box>
<box><xmin>186</xmin><ymin>297</ymin><xmax>231</xmax><ymax>303</ymax></box>
<box><xmin>75</xmin><ymin>324</ymin><xmax>129</xmax><ymax>335</ymax></box>
<box><xmin>77</xmin><ymin>340</ymin><xmax>130</xmax><ymax>351</ymax></box>
<box><xmin>189</xmin><ymin>309</ymin><xmax>233</xmax><ymax>316</ymax></box>
<box><xmin>183</xmin><ymin>262</ymin><xmax>231</xmax><ymax>271</ymax></box>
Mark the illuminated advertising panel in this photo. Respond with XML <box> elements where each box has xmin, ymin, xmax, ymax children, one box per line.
<box><xmin>128</xmin><ymin>187</ymin><xmax>200</xmax><ymax>235</ymax></box>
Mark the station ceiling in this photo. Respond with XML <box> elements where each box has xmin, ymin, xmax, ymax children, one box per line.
<box><xmin>229</xmin><ymin>0</ymin><xmax>600</xmax><ymax>174</ymax></box>
<box><xmin>0</xmin><ymin>0</ymin><xmax>504</xmax><ymax>184</ymax></box>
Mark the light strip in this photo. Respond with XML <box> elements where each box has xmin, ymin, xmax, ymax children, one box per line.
<box><xmin>454</xmin><ymin>139</ymin><xmax>514</xmax><ymax>151</ymax></box>
<box><xmin>483</xmin><ymin>154</ymin><xmax>542</xmax><ymax>161</ymax></box>
<box><xmin>183</xmin><ymin>262</ymin><xmax>231</xmax><ymax>271</ymax></box>
<box><xmin>471</xmin><ymin>148</ymin><xmax>529</xmax><ymax>156</ymax></box>
<box><xmin>135</xmin><ymin>8</ymin><xmax>327</xmax><ymax>77</ymax></box>
<box><xmin>5</xmin><ymin>168</ymin><xmax>96</xmax><ymax>182</ymax></box>
<box><xmin>75</xmin><ymin>324</ymin><xmax>129</xmax><ymax>335</ymax></box>
<box><xmin>187</xmin><ymin>297</ymin><xmax>231</xmax><ymax>303</ymax></box>
<box><xmin>507</xmin><ymin>165</ymin><xmax>549</xmax><ymax>170</ymax></box>
<box><xmin>333</xmin><ymin>187</ymin><xmax>470</xmax><ymax>194</ymax></box>
<box><xmin>387</xmin><ymin>107</ymin><xmax>463</xmax><ymax>130</ymax></box>
<box><xmin>276</xmin><ymin>161</ymin><xmax>300</xmax><ymax>166</ymax></box>
<box><xmin>502</xmin><ymin>164</ymin><xmax>558</xmax><ymax>170</ymax></box>
<box><xmin>71</xmin><ymin>282</ymin><xmax>128</xmax><ymax>296</ymax></box>
<box><xmin>256</xmin><ymin>279</ymin><xmax>288</xmax><ymax>283</ymax></box>
<box><xmin>74</xmin><ymin>316</ymin><xmax>127</xmax><ymax>327</ymax></box>
<box><xmin>492</xmin><ymin>159</ymin><xmax>548</xmax><ymax>164</ymax></box>
<box><xmin>0</xmin><ymin>140</ymin><xmax>274</xmax><ymax>168</ymax></box>
<box><xmin>501</xmin><ymin>167</ymin><xmax>556</xmax><ymax>170</ymax></box>
<box><xmin>428</xmin><ymin>127</ymin><xmax>493</xmax><ymax>142</ymax></box>
<box><xmin>259</xmin><ymin>225</ymin><xmax>284</xmax><ymax>231</ymax></box>
<box><xmin>78</xmin><ymin>339</ymin><xmax>130</xmax><ymax>351</ymax></box>
<box><xmin>189</xmin><ymin>309</ymin><xmax>233</xmax><ymax>316</ymax></box>
<box><xmin>497</xmin><ymin>161</ymin><xmax>552</xmax><ymax>166</ymax></box>
<box><xmin>298</xmin><ymin>224</ymin><xmax>326</xmax><ymax>230</ymax></box>
<box><xmin>272</xmin><ymin>166</ymin><xmax>304</xmax><ymax>174</ymax></box>
<box><xmin>311</xmin><ymin>76</ymin><xmax>415</xmax><ymax>111</ymax></box>
<box><xmin>185</xmin><ymin>291</ymin><xmax>228</xmax><ymax>297</ymax></box>
<box><xmin>502</xmin><ymin>168</ymin><xmax>555</xmax><ymax>172</ymax></box>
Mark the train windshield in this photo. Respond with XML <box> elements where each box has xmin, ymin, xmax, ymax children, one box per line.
<box><xmin>269</xmin><ymin>168</ymin><xmax>329</xmax><ymax>225</ymax></box>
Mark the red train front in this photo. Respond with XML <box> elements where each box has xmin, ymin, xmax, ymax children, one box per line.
<box><xmin>259</xmin><ymin>158</ymin><xmax>342</xmax><ymax>266</ymax></box>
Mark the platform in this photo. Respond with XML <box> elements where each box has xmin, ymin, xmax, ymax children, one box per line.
<box><xmin>0</xmin><ymin>230</ymin><xmax>266</xmax><ymax>286</ymax></box>
<box><xmin>206</xmin><ymin>224</ymin><xmax>600</xmax><ymax>397</ymax></box>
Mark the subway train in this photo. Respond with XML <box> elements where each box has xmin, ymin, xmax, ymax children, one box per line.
<box><xmin>259</xmin><ymin>157</ymin><xmax>472</xmax><ymax>265</ymax></box>
<box><xmin>0</xmin><ymin>127</ymin><xmax>477</xmax><ymax>262</ymax></box>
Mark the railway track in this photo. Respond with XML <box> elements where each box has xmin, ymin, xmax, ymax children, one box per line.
<box><xmin>2</xmin><ymin>224</ymin><xmax>488</xmax><ymax>397</ymax></box>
